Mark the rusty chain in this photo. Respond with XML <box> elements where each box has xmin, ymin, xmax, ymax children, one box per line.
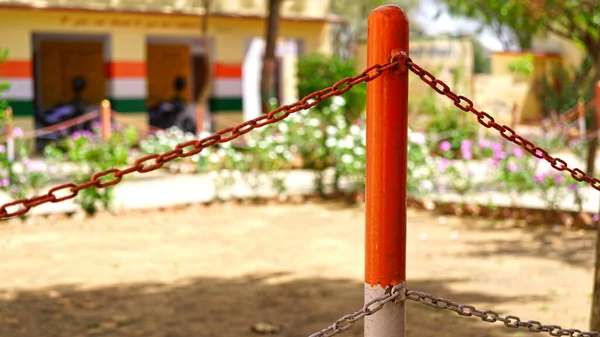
<box><xmin>307</xmin><ymin>287</ymin><xmax>600</xmax><ymax>337</ymax></box>
<box><xmin>406</xmin><ymin>58</ymin><xmax>600</xmax><ymax>191</ymax></box>
<box><xmin>406</xmin><ymin>290</ymin><xmax>600</xmax><ymax>337</ymax></box>
<box><xmin>308</xmin><ymin>283</ymin><xmax>406</xmax><ymax>337</ymax></box>
<box><xmin>0</xmin><ymin>57</ymin><xmax>402</xmax><ymax>219</ymax></box>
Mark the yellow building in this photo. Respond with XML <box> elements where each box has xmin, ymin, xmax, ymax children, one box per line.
<box><xmin>488</xmin><ymin>51</ymin><xmax>562</xmax><ymax>123</ymax></box>
<box><xmin>0</xmin><ymin>0</ymin><xmax>335</xmax><ymax>134</ymax></box>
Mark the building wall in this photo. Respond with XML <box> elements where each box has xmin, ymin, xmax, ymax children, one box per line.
<box><xmin>0</xmin><ymin>7</ymin><xmax>331</xmax><ymax>133</ymax></box>
<box><xmin>489</xmin><ymin>52</ymin><xmax>562</xmax><ymax>123</ymax></box>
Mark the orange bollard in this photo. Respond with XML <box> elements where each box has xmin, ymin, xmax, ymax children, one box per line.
<box><xmin>365</xmin><ymin>5</ymin><xmax>409</xmax><ymax>337</ymax></box>
<box><xmin>100</xmin><ymin>99</ymin><xmax>111</xmax><ymax>141</ymax></box>
<box><xmin>578</xmin><ymin>98</ymin><xmax>586</xmax><ymax>143</ymax></box>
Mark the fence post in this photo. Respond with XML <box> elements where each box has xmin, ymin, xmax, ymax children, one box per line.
<box><xmin>100</xmin><ymin>99</ymin><xmax>111</xmax><ymax>141</ymax></box>
<box><xmin>5</xmin><ymin>106</ymin><xmax>14</xmax><ymax>162</ymax></box>
<box><xmin>578</xmin><ymin>98</ymin><xmax>586</xmax><ymax>143</ymax></box>
<box><xmin>365</xmin><ymin>5</ymin><xmax>408</xmax><ymax>337</ymax></box>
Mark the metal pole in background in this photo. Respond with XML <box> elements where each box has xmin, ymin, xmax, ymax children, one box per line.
<box><xmin>100</xmin><ymin>99</ymin><xmax>111</xmax><ymax>141</ymax></box>
<box><xmin>365</xmin><ymin>5</ymin><xmax>409</xmax><ymax>337</ymax></box>
<box><xmin>578</xmin><ymin>98</ymin><xmax>586</xmax><ymax>144</ymax></box>
<box><xmin>6</xmin><ymin>106</ymin><xmax>14</xmax><ymax>162</ymax></box>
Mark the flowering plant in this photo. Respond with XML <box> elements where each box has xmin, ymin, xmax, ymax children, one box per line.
<box><xmin>44</xmin><ymin>123</ymin><xmax>138</xmax><ymax>215</ymax></box>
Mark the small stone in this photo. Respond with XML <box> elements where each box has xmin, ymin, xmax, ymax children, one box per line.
<box><xmin>251</xmin><ymin>322</ymin><xmax>281</xmax><ymax>334</ymax></box>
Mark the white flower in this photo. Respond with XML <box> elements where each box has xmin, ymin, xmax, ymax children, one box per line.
<box><xmin>275</xmin><ymin>145</ymin><xmax>285</xmax><ymax>153</ymax></box>
<box><xmin>353</xmin><ymin>147</ymin><xmax>365</xmax><ymax>156</ymax></box>
<box><xmin>314</xmin><ymin>130</ymin><xmax>323</xmax><ymax>138</ymax></box>
<box><xmin>326</xmin><ymin>125</ymin><xmax>337</xmax><ymax>135</ymax></box>
<box><xmin>308</xmin><ymin>118</ymin><xmax>320</xmax><ymax>127</ymax></box>
<box><xmin>268</xmin><ymin>151</ymin><xmax>277</xmax><ymax>159</ymax></box>
<box><xmin>350</xmin><ymin>125</ymin><xmax>360</xmax><ymax>135</ymax></box>
<box><xmin>209</xmin><ymin>153</ymin><xmax>220</xmax><ymax>163</ymax></box>
<box><xmin>278</xmin><ymin>123</ymin><xmax>289</xmax><ymax>133</ymax></box>
<box><xmin>408</xmin><ymin>131</ymin><xmax>426</xmax><ymax>146</ymax></box>
<box><xmin>326</xmin><ymin>138</ymin><xmax>337</xmax><ymax>148</ymax></box>
<box><xmin>333</xmin><ymin>96</ymin><xmax>346</xmax><ymax>107</ymax></box>
<box><xmin>342</xmin><ymin>154</ymin><xmax>353</xmax><ymax>163</ymax></box>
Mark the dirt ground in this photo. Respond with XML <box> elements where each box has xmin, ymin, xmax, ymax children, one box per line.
<box><xmin>0</xmin><ymin>202</ymin><xmax>596</xmax><ymax>337</ymax></box>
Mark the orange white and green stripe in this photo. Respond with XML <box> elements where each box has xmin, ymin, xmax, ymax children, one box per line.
<box><xmin>105</xmin><ymin>61</ymin><xmax>147</xmax><ymax>113</ymax></box>
<box><xmin>210</xmin><ymin>63</ymin><xmax>243</xmax><ymax>112</ymax></box>
<box><xmin>0</xmin><ymin>60</ymin><xmax>34</xmax><ymax>116</ymax></box>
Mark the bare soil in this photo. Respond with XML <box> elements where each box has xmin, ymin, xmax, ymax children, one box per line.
<box><xmin>0</xmin><ymin>202</ymin><xmax>596</xmax><ymax>337</ymax></box>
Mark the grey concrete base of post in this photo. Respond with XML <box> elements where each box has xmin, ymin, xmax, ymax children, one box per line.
<box><xmin>364</xmin><ymin>283</ymin><xmax>405</xmax><ymax>337</ymax></box>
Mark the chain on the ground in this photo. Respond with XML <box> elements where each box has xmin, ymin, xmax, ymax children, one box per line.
<box><xmin>406</xmin><ymin>290</ymin><xmax>600</xmax><ymax>337</ymax></box>
<box><xmin>0</xmin><ymin>57</ymin><xmax>402</xmax><ymax>219</ymax></box>
<box><xmin>307</xmin><ymin>283</ymin><xmax>406</xmax><ymax>337</ymax></box>
<box><xmin>405</xmin><ymin>58</ymin><xmax>600</xmax><ymax>191</ymax></box>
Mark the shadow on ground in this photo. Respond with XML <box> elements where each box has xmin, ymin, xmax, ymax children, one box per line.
<box><xmin>0</xmin><ymin>273</ymin><xmax>538</xmax><ymax>337</ymax></box>
<box><xmin>455</xmin><ymin>224</ymin><xmax>596</xmax><ymax>269</ymax></box>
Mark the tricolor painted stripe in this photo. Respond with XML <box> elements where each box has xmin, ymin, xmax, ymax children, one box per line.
<box><xmin>0</xmin><ymin>78</ymin><xmax>33</xmax><ymax>100</ymax></box>
<box><xmin>212</xmin><ymin>78</ymin><xmax>242</xmax><ymax>98</ymax></box>
<box><xmin>106</xmin><ymin>79</ymin><xmax>147</xmax><ymax>98</ymax></box>
<box><xmin>212</xmin><ymin>63</ymin><xmax>242</xmax><ymax>112</ymax></box>
<box><xmin>0</xmin><ymin>60</ymin><xmax>32</xmax><ymax>78</ymax></box>
<box><xmin>105</xmin><ymin>61</ymin><xmax>147</xmax><ymax>78</ymax></box>
<box><xmin>215</xmin><ymin>63</ymin><xmax>242</xmax><ymax>78</ymax></box>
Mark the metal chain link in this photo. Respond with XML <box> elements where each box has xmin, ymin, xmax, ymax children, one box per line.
<box><xmin>406</xmin><ymin>290</ymin><xmax>600</xmax><ymax>337</ymax></box>
<box><xmin>405</xmin><ymin>59</ymin><xmax>600</xmax><ymax>191</ymax></box>
<box><xmin>308</xmin><ymin>283</ymin><xmax>406</xmax><ymax>337</ymax></box>
<box><xmin>0</xmin><ymin>57</ymin><xmax>403</xmax><ymax>219</ymax></box>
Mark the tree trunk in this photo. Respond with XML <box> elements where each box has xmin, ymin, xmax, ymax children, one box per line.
<box><xmin>260</xmin><ymin>0</ymin><xmax>282</xmax><ymax>114</ymax></box>
<box><xmin>196</xmin><ymin>0</ymin><xmax>214</xmax><ymax>135</ymax></box>
<box><xmin>590</xmin><ymin>54</ymin><xmax>600</xmax><ymax>332</ymax></box>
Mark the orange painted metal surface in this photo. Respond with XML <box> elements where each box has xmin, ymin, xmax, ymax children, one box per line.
<box><xmin>365</xmin><ymin>5</ymin><xmax>410</xmax><ymax>288</ymax></box>
<box><xmin>101</xmin><ymin>99</ymin><xmax>112</xmax><ymax>141</ymax></box>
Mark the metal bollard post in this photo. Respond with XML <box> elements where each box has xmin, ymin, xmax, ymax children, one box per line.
<box><xmin>578</xmin><ymin>98</ymin><xmax>586</xmax><ymax>143</ymax></box>
<box><xmin>6</xmin><ymin>106</ymin><xmax>14</xmax><ymax>162</ymax></box>
<box><xmin>365</xmin><ymin>5</ymin><xmax>409</xmax><ymax>337</ymax></box>
<box><xmin>100</xmin><ymin>99</ymin><xmax>111</xmax><ymax>141</ymax></box>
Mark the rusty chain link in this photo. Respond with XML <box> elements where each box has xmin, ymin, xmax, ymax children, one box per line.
<box><xmin>405</xmin><ymin>58</ymin><xmax>600</xmax><ymax>191</ymax></box>
<box><xmin>0</xmin><ymin>57</ymin><xmax>403</xmax><ymax>219</ymax></box>
<box><xmin>308</xmin><ymin>283</ymin><xmax>406</xmax><ymax>337</ymax></box>
<box><xmin>406</xmin><ymin>290</ymin><xmax>600</xmax><ymax>337</ymax></box>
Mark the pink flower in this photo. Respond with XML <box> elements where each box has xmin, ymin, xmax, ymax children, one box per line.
<box><xmin>512</xmin><ymin>147</ymin><xmax>523</xmax><ymax>159</ymax></box>
<box><xmin>49</xmin><ymin>166</ymin><xmax>57</xmax><ymax>174</ymax></box>
<box><xmin>508</xmin><ymin>163</ymin><xmax>517</xmax><ymax>172</ymax></box>
<box><xmin>0</xmin><ymin>178</ymin><xmax>8</xmax><ymax>187</ymax></box>
<box><xmin>26</xmin><ymin>160</ymin><xmax>47</xmax><ymax>173</ymax></box>
<box><xmin>478</xmin><ymin>139</ymin><xmax>490</xmax><ymax>149</ymax></box>
<box><xmin>460</xmin><ymin>140</ymin><xmax>472</xmax><ymax>160</ymax></box>
<box><xmin>567</xmin><ymin>184</ymin><xmax>577</xmax><ymax>191</ymax></box>
<box><xmin>0</xmin><ymin>144</ymin><xmax>5</xmax><ymax>153</ymax></box>
<box><xmin>554</xmin><ymin>175</ymin><xmax>564</xmax><ymax>184</ymax></box>
<box><xmin>12</xmin><ymin>127</ymin><xmax>23</xmax><ymax>138</ymax></box>
<box><xmin>439</xmin><ymin>141</ymin><xmax>451</xmax><ymax>152</ymax></box>
<box><xmin>534</xmin><ymin>174</ymin><xmax>544</xmax><ymax>184</ymax></box>
<box><xmin>594</xmin><ymin>214</ymin><xmax>599</xmax><ymax>222</ymax></box>
<box><xmin>491</xmin><ymin>143</ymin><xmax>503</xmax><ymax>153</ymax></box>
<box><xmin>439</xmin><ymin>158</ymin><xmax>450</xmax><ymax>171</ymax></box>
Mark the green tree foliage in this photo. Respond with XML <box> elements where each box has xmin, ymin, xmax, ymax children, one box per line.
<box><xmin>329</xmin><ymin>0</ymin><xmax>421</xmax><ymax>59</ymax></box>
<box><xmin>436</xmin><ymin>0</ymin><xmax>537</xmax><ymax>50</ymax></box>
<box><xmin>296</xmin><ymin>53</ymin><xmax>366</xmax><ymax>123</ymax></box>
